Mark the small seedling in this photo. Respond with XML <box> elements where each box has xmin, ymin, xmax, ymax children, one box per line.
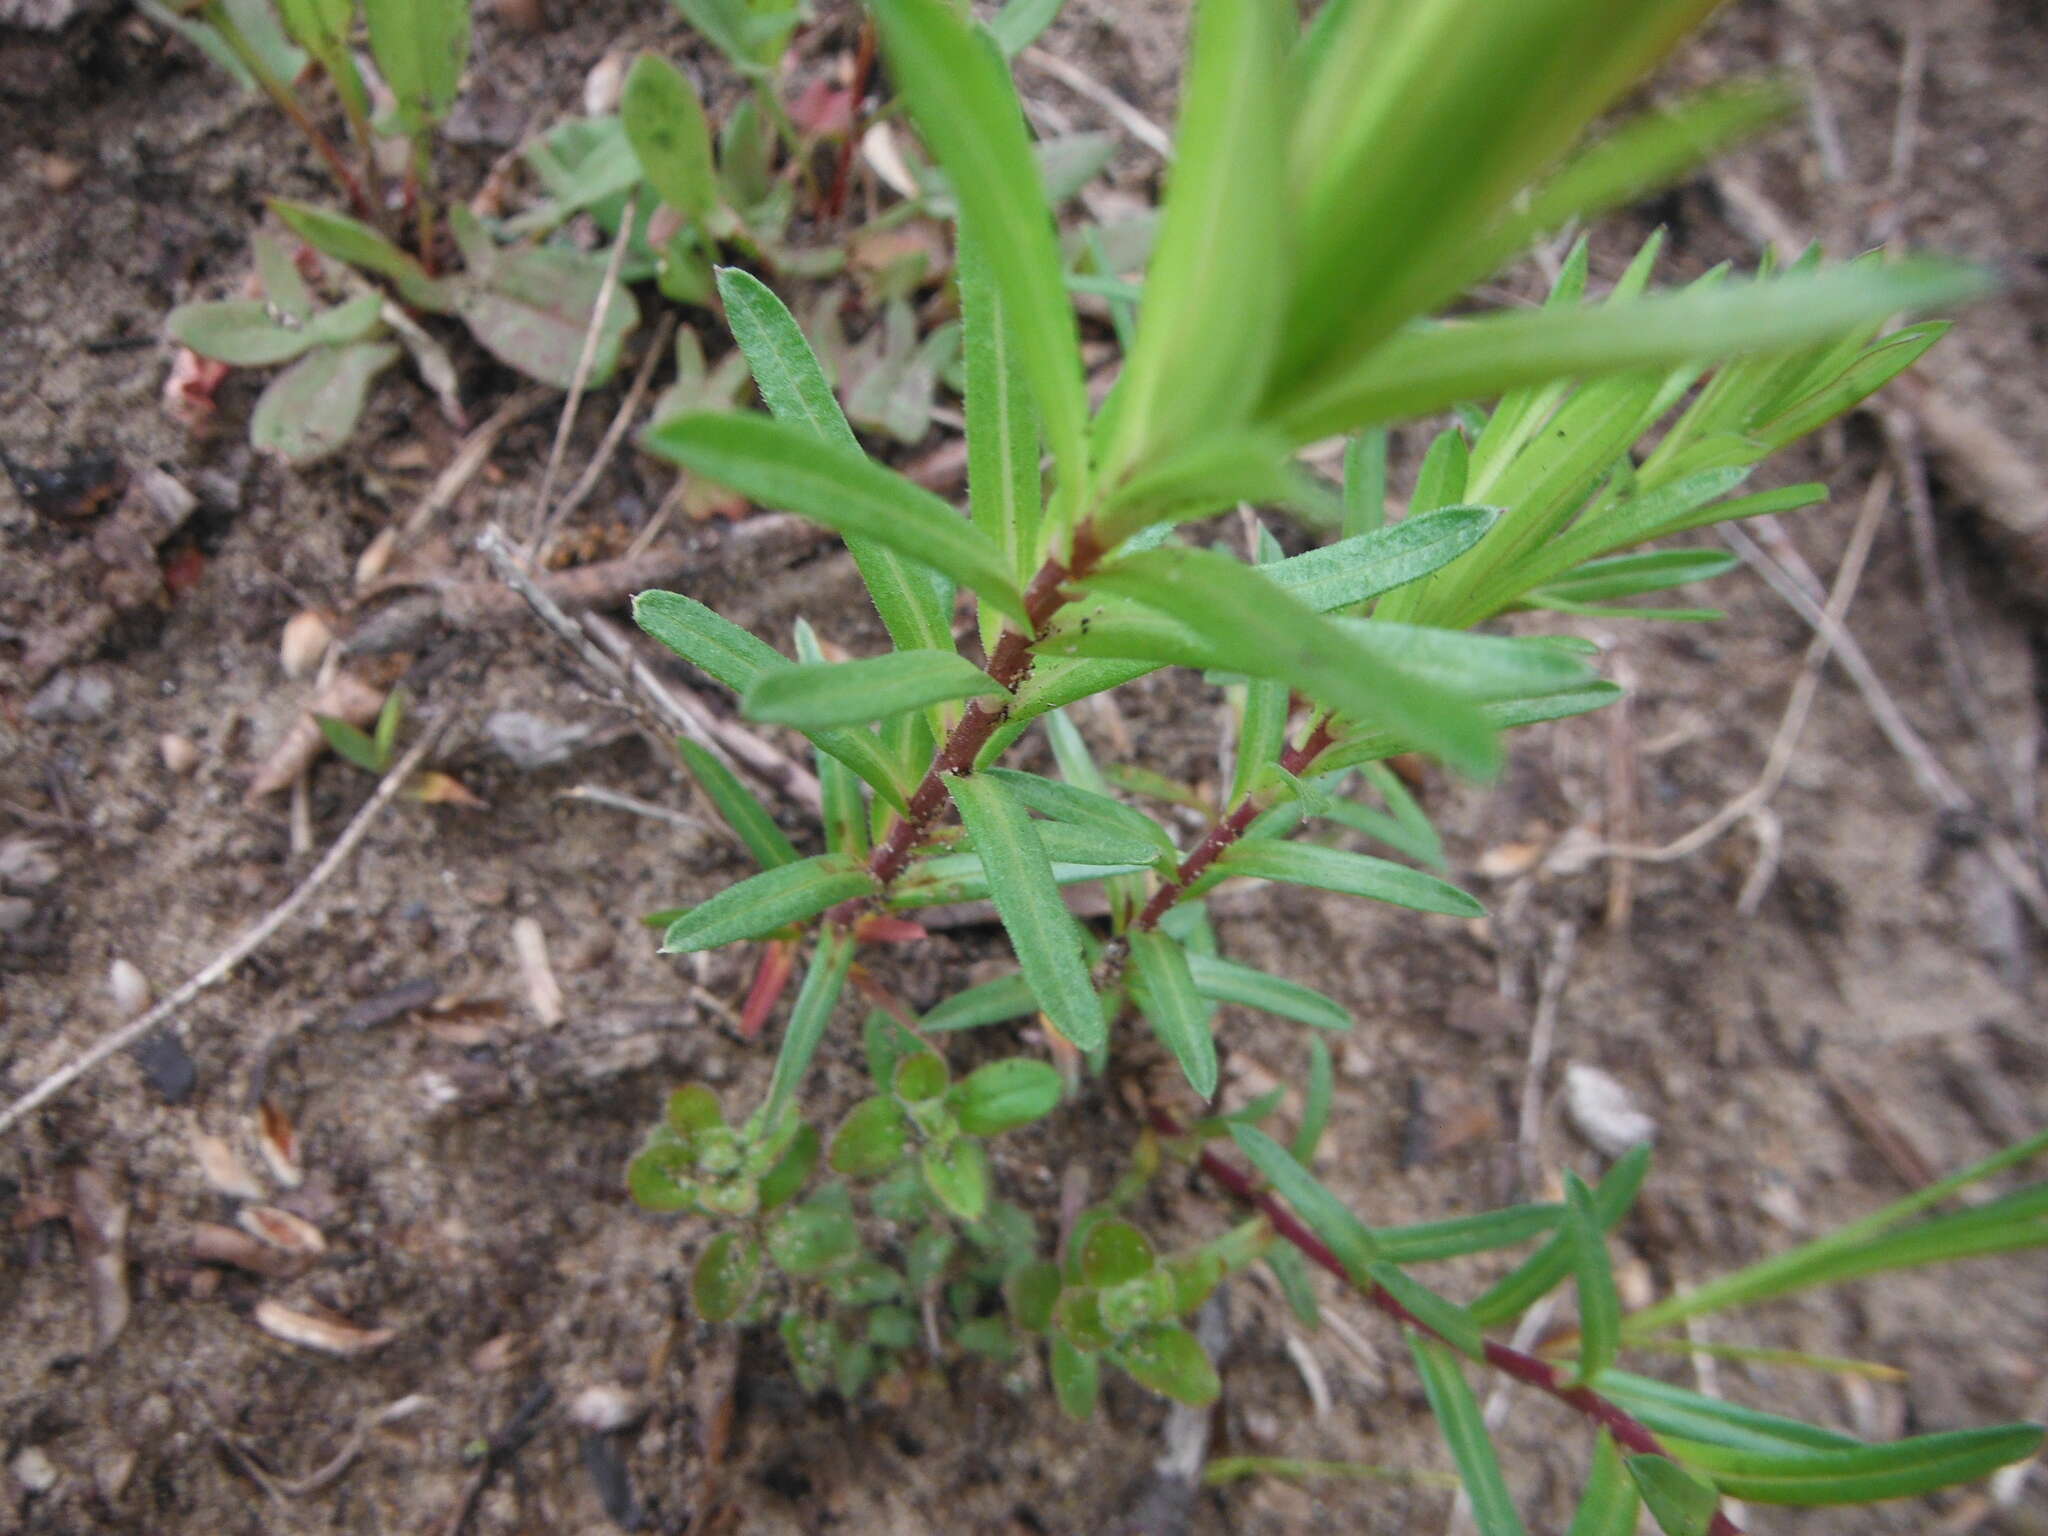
<box><xmin>617</xmin><ymin>2</ymin><xmax>2043</xmax><ymax>1530</ymax></box>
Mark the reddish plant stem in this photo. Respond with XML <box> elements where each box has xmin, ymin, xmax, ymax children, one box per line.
<box><xmin>824</xmin><ymin>21</ymin><xmax>877</xmax><ymax>220</ymax></box>
<box><xmin>1132</xmin><ymin>715</ymin><xmax>1336</xmax><ymax>931</ymax></box>
<box><xmin>1156</xmin><ymin>1109</ymin><xmax>1744</xmax><ymax>1536</ymax></box>
<box><xmin>832</xmin><ymin>527</ymin><xmax>1105</xmax><ymax>922</ymax></box>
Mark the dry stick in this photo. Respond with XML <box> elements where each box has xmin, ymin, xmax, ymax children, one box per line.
<box><xmin>0</xmin><ymin>721</ymin><xmax>447</xmax><ymax>1137</ymax></box>
<box><xmin>549</xmin><ymin>310</ymin><xmax>679</xmax><ymax>532</ymax></box>
<box><xmin>525</xmin><ymin>203</ymin><xmax>639</xmax><ymax>562</ymax></box>
<box><xmin>1020</xmin><ymin>47</ymin><xmax>1174</xmax><ymax>160</ymax></box>
<box><xmin>1600</xmin><ymin>469</ymin><xmax>1890</xmax><ymax>872</ymax></box>
<box><xmin>1153</xmin><ymin>1109</ymin><xmax>1746</xmax><ymax>1536</ymax></box>
<box><xmin>1515</xmin><ymin>920</ymin><xmax>1579</xmax><ymax>1192</ymax></box>
<box><xmin>475</xmin><ymin>524</ymin><xmax>820</xmax><ymax>814</ymax></box>
<box><xmin>1888</xmin><ymin>2</ymin><xmax>1930</xmax><ymax>192</ymax></box>
<box><xmin>1720</xmin><ymin>521</ymin><xmax>2048</xmax><ymax>929</ymax></box>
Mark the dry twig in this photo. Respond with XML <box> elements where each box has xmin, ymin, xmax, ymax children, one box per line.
<box><xmin>1020</xmin><ymin>47</ymin><xmax>1173</xmax><ymax>159</ymax></box>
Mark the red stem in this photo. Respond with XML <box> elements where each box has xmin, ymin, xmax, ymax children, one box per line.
<box><xmin>1157</xmin><ymin>1109</ymin><xmax>1744</xmax><ymax>1536</ymax></box>
<box><xmin>1132</xmin><ymin>714</ymin><xmax>1335</xmax><ymax>931</ymax></box>
<box><xmin>830</xmin><ymin>526</ymin><xmax>1105</xmax><ymax>922</ymax></box>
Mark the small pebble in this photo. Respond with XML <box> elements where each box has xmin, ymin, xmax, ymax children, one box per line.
<box><xmin>12</xmin><ymin>1446</ymin><xmax>57</xmax><ymax>1494</ymax></box>
<box><xmin>279</xmin><ymin>610</ymin><xmax>333</xmax><ymax>680</ymax></box>
<box><xmin>1564</xmin><ymin>1064</ymin><xmax>1658</xmax><ymax>1158</ymax></box>
<box><xmin>159</xmin><ymin>733</ymin><xmax>200</xmax><ymax>775</ymax></box>
<box><xmin>569</xmin><ymin>1384</ymin><xmax>646</xmax><ymax>1433</ymax></box>
<box><xmin>129</xmin><ymin>1031</ymin><xmax>196</xmax><ymax>1104</ymax></box>
<box><xmin>485</xmin><ymin>709</ymin><xmax>596</xmax><ymax>771</ymax></box>
<box><xmin>26</xmin><ymin>669</ymin><xmax>113</xmax><ymax>723</ymax></box>
<box><xmin>107</xmin><ymin>957</ymin><xmax>149</xmax><ymax>1017</ymax></box>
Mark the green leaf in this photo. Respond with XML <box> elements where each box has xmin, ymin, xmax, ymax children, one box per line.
<box><xmin>1216</xmin><ymin>839</ymin><xmax>1482</xmax><ymax>919</ymax></box>
<box><xmin>644</xmin><ymin>412</ymin><xmax>1023</xmax><ymax>622</ymax></box>
<box><xmin>451</xmin><ymin>213</ymin><xmax>641</xmax><ymax>390</ymax></box>
<box><xmin>952</xmin><ymin>1058</ymin><xmax>1063</xmax><ymax>1136</ymax></box>
<box><xmin>988</xmin><ymin>0</ymin><xmax>1063</xmax><ymax>57</ymax></box>
<box><xmin>660</xmin><ymin>855</ymin><xmax>873</xmax><ymax>953</ymax></box>
<box><xmin>893</xmin><ymin>1050</ymin><xmax>950</xmax><ymax>1105</ymax></box>
<box><xmin>713</xmin><ymin>269</ymin><xmax>956</xmax><ymax>656</ymax></box>
<box><xmin>756</xmin><ymin>1122</ymin><xmax>819</xmax><ymax>1211</ymax></box>
<box><xmin>1342</xmin><ymin>429</ymin><xmax>1390</xmax><ymax>537</ymax></box>
<box><xmin>1369</xmin><ymin>1262</ymin><xmax>1484</xmax><ymax>1360</ymax></box>
<box><xmin>1561</xmin><ymin>1171</ymin><xmax>1622</xmax><ymax>1388</ymax></box>
<box><xmin>1533</xmin><ymin>550</ymin><xmax>1738</xmax><ymax>608</ymax></box>
<box><xmin>635</xmin><ymin>588</ymin><xmax>791</xmax><ymax>694</ymax></box>
<box><xmin>982</xmin><ymin>769</ymin><xmax>1177</xmax><ymax>864</ymax></box>
<box><xmin>1409</xmin><ymin>1334</ymin><xmax>1528</xmax><ymax>1536</ymax></box>
<box><xmin>1265</xmin><ymin>1242</ymin><xmax>1322</xmax><ymax>1328</ymax></box>
<box><xmin>250</xmin><ymin>340</ymin><xmax>401</xmax><ymax>466</ymax></box>
<box><xmin>767</xmin><ymin>1201</ymin><xmax>859</xmax><ymax>1276</ymax></box>
<box><xmin>622</xmin><ymin>52</ymin><xmax>716</xmax><ymax>221</ymax></box>
<box><xmin>362</xmin><ymin>0</ymin><xmax>469</xmax><ymax>133</ymax></box>
<box><xmin>868</xmin><ymin>0</ymin><xmax>1087</xmax><ymax>497</ymax></box>
<box><xmin>1266</xmin><ymin>505</ymin><xmax>1497</xmax><ymax>614</ymax></box>
<box><xmin>744</xmin><ymin>651</ymin><xmax>1003</xmax><ymax>730</ymax></box>
<box><xmin>1081</xmin><ymin>1219</ymin><xmax>1156</xmax><ymax>1288</ymax></box>
<box><xmin>1129</xmin><ymin>930</ymin><xmax>1218</xmax><ymax>1099</ymax></box>
<box><xmin>167</xmin><ymin>299</ymin><xmax>325</xmax><ymax>367</ymax></box>
<box><xmin>1051</xmin><ymin>1332</ymin><xmax>1100</xmax><ymax>1419</ymax></box>
<box><xmin>316</xmin><ymin>714</ymin><xmax>382</xmax><ymax>775</ymax></box>
<box><xmin>692</xmin><ymin>1231</ymin><xmax>763</xmax><ymax>1321</ymax></box>
<box><xmin>1307</xmin><ymin>686</ymin><xmax>1625</xmax><ymax>781</ymax></box>
<box><xmin>1472</xmin><ymin>1143</ymin><xmax>1651</xmax><ymax>1326</ymax></box>
<box><xmin>1113</xmin><ymin>1322</ymin><xmax>1220</xmax><ymax>1406</ymax></box>
<box><xmin>1229</xmin><ymin>1124</ymin><xmax>1377</xmax><ymax>1279</ymax></box>
<box><xmin>666</xmin><ymin>1083</ymin><xmax>723</xmax><ymax>1137</ymax></box>
<box><xmin>675</xmin><ymin>737</ymin><xmax>799</xmax><ymax>870</ymax></box>
<box><xmin>829</xmin><ymin>1096</ymin><xmax>912</xmax><ymax>1176</ymax></box>
<box><xmin>1412</xmin><ymin>426</ymin><xmax>1470</xmax><ymax>515</ymax></box>
<box><xmin>1626</xmin><ymin>1456</ymin><xmax>1720</xmax><ymax>1535</ymax></box>
<box><xmin>1568</xmin><ymin>1434</ymin><xmax>1642</xmax><ymax>1536</ymax></box>
<box><xmin>1277</xmin><ymin>260</ymin><xmax>1994</xmax><ymax>442</ymax></box>
<box><xmin>758</xmin><ymin>927</ymin><xmax>855</xmax><ymax>1128</ymax></box>
<box><xmin>922</xmin><ymin>971</ymin><xmax>1038</xmax><ymax>1032</ymax></box>
<box><xmin>959</xmin><ymin>219</ymin><xmax>1043</xmax><ymax>593</ymax></box>
<box><xmin>1101</xmin><ymin>0</ymin><xmax>1288</xmax><ymax>483</ymax></box>
<box><xmin>1292</xmin><ymin>1037</ymin><xmax>1333</xmax><ymax>1163</ymax></box>
<box><xmin>1664</xmin><ymin>1423</ymin><xmax>2046</xmax><ymax>1507</ymax></box>
<box><xmin>1006</xmin><ymin>1258</ymin><xmax>1063</xmax><ymax>1333</ymax></box>
<box><xmin>922</xmin><ymin>1136</ymin><xmax>990</xmax><ymax>1221</ymax></box>
<box><xmin>888</xmin><ymin>853</ymin><xmax>1152</xmax><ymax>910</ymax></box>
<box><xmin>1185</xmin><ymin>953</ymin><xmax>1351</xmax><ymax>1032</ymax></box>
<box><xmin>1595</xmin><ymin>1370</ymin><xmax>1884</xmax><ymax>1458</ymax></box>
<box><xmin>626</xmin><ymin>1133</ymin><xmax>696</xmax><ymax>1212</ymax></box>
<box><xmin>945</xmin><ymin>773</ymin><xmax>1104</xmax><ymax>1050</ymax></box>
<box><xmin>1078</xmin><ymin>546</ymin><xmax>1498</xmax><ymax>777</ymax></box>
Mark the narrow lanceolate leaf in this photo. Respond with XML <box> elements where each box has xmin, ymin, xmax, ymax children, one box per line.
<box><xmin>1265</xmin><ymin>505</ymin><xmax>1496</xmax><ymax>614</ymax></box>
<box><xmin>675</xmin><ymin>738</ymin><xmax>798</xmax><ymax>870</ymax></box>
<box><xmin>1081</xmin><ymin>547</ymin><xmax>1498</xmax><ymax>777</ymax></box>
<box><xmin>660</xmin><ymin>855</ymin><xmax>875</xmax><ymax>952</ymax></box>
<box><xmin>959</xmin><ymin>220</ymin><xmax>1042</xmax><ymax>586</ymax></box>
<box><xmin>1534</xmin><ymin>550</ymin><xmax>1738</xmax><ymax>607</ymax></box>
<box><xmin>1408</xmin><ymin>1334</ymin><xmax>1528</xmax><ymax>1536</ymax></box>
<box><xmin>1102</xmin><ymin>0</ymin><xmax>1288</xmax><ymax>482</ymax></box>
<box><xmin>362</xmin><ymin>0</ymin><xmax>470</xmax><ymax>132</ymax></box>
<box><xmin>759</xmin><ymin>925</ymin><xmax>855</xmax><ymax>1126</ymax></box>
<box><xmin>622</xmin><ymin>52</ymin><xmax>717</xmax><ymax>220</ymax></box>
<box><xmin>1370</xmin><ymin>1262</ymin><xmax>1484</xmax><ymax>1360</ymax></box>
<box><xmin>792</xmin><ymin>621</ymin><xmax>869</xmax><ymax>858</ymax></box>
<box><xmin>1276</xmin><ymin>260</ymin><xmax>1995</xmax><ymax>441</ymax></box>
<box><xmin>1626</xmin><ymin>1457</ymin><xmax>1720</xmax><ymax>1536</ymax></box>
<box><xmin>921</xmin><ymin>970</ymin><xmax>1038</xmax><ymax>1032</ymax></box>
<box><xmin>867</xmin><ymin>0</ymin><xmax>1088</xmax><ymax>496</ymax></box>
<box><xmin>713</xmin><ymin>268</ymin><xmax>956</xmax><ymax>653</ymax></box>
<box><xmin>983</xmin><ymin>769</ymin><xmax>1178</xmax><ymax>863</ymax></box>
<box><xmin>1293</xmin><ymin>1036</ymin><xmax>1333</xmax><ymax>1163</ymax></box>
<box><xmin>635</xmin><ymin>588</ymin><xmax>791</xmax><ymax>692</ymax></box>
<box><xmin>1567</xmin><ymin>1434</ymin><xmax>1642</xmax><ymax>1536</ymax></box>
<box><xmin>744</xmin><ymin>652</ymin><xmax>1004</xmax><ymax>730</ymax></box>
<box><xmin>1229</xmin><ymin>1125</ymin><xmax>1377</xmax><ymax>1279</ymax></box>
<box><xmin>988</xmin><ymin>0</ymin><xmax>1063</xmax><ymax>56</ymax></box>
<box><xmin>1186</xmin><ymin>953</ymin><xmax>1352</xmax><ymax>1032</ymax></box>
<box><xmin>1661</xmin><ymin>1424</ymin><xmax>2047</xmax><ymax>1507</ymax></box>
<box><xmin>1217</xmin><ymin>840</ymin><xmax>1483</xmax><ymax>919</ymax></box>
<box><xmin>1129</xmin><ymin>931</ymin><xmax>1218</xmax><ymax>1099</ymax></box>
<box><xmin>644</xmin><ymin>413</ymin><xmax>1024</xmax><ymax>622</ymax></box>
<box><xmin>1561</xmin><ymin>1171</ymin><xmax>1621</xmax><ymax>1388</ymax></box>
<box><xmin>270</xmin><ymin>200</ymin><xmax>451</xmax><ymax>312</ymax></box>
<box><xmin>946</xmin><ymin>773</ymin><xmax>1104</xmax><ymax>1050</ymax></box>
<box><xmin>1471</xmin><ymin>1143</ymin><xmax>1651</xmax><ymax>1326</ymax></box>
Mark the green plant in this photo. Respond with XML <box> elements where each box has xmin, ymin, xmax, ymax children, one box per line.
<box><xmin>612</xmin><ymin>0</ymin><xmax>2041</xmax><ymax>1528</ymax></box>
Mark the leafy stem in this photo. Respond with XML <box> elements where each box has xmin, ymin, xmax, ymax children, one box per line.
<box><xmin>1155</xmin><ymin>1108</ymin><xmax>1746</xmax><ymax>1536</ymax></box>
<box><xmin>201</xmin><ymin>0</ymin><xmax>374</xmax><ymax>222</ymax></box>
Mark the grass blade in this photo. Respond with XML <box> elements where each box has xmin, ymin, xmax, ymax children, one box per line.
<box><xmin>946</xmin><ymin>773</ymin><xmax>1104</xmax><ymax>1050</ymax></box>
<box><xmin>759</xmin><ymin>925</ymin><xmax>856</xmax><ymax>1128</ymax></box>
